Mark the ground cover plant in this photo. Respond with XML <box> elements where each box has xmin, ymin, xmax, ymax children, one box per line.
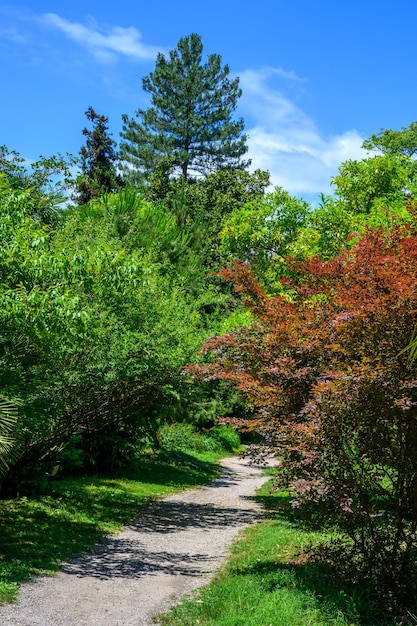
<box><xmin>0</xmin><ymin>441</ymin><xmax>231</xmax><ymax>605</ymax></box>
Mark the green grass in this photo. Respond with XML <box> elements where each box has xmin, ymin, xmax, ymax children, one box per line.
<box><xmin>159</xmin><ymin>480</ymin><xmax>387</xmax><ymax>626</ymax></box>
<box><xmin>0</xmin><ymin>449</ymin><xmax>222</xmax><ymax>605</ymax></box>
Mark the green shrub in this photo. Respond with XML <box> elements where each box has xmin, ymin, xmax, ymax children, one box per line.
<box><xmin>209</xmin><ymin>425</ymin><xmax>241</xmax><ymax>452</ymax></box>
<box><xmin>158</xmin><ymin>423</ymin><xmax>240</xmax><ymax>454</ymax></box>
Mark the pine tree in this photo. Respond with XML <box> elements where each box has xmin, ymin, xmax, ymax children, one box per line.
<box><xmin>120</xmin><ymin>33</ymin><xmax>249</xmax><ymax>182</ymax></box>
<box><xmin>75</xmin><ymin>107</ymin><xmax>122</xmax><ymax>205</ymax></box>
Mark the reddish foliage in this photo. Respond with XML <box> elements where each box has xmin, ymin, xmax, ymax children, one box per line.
<box><xmin>189</xmin><ymin>224</ymin><xmax>417</xmax><ymax>612</ymax></box>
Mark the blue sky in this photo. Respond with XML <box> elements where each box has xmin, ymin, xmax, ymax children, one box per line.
<box><xmin>1</xmin><ymin>1</ymin><xmax>416</xmax><ymax>200</ymax></box>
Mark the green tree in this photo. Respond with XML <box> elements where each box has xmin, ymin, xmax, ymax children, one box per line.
<box><xmin>220</xmin><ymin>187</ymin><xmax>310</xmax><ymax>281</ymax></box>
<box><xmin>120</xmin><ymin>33</ymin><xmax>249</xmax><ymax>182</ymax></box>
<box><xmin>146</xmin><ymin>167</ymin><xmax>270</xmax><ymax>271</ymax></box>
<box><xmin>0</xmin><ymin>145</ymin><xmax>72</xmax><ymax>223</ymax></box>
<box><xmin>331</xmin><ymin>154</ymin><xmax>416</xmax><ymax>214</ymax></box>
<box><xmin>182</xmin><ymin>168</ymin><xmax>270</xmax><ymax>223</ymax></box>
<box><xmin>0</xmin><ymin>168</ymin><xmax>236</xmax><ymax>487</ymax></box>
<box><xmin>75</xmin><ymin>107</ymin><xmax>122</xmax><ymax>205</ymax></box>
<box><xmin>363</xmin><ymin>120</ymin><xmax>417</xmax><ymax>157</ymax></box>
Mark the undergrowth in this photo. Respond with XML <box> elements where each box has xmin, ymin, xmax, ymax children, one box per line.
<box><xmin>158</xmin><ymin>422</ymin><xmax>241</xmax><ymax>454</ymax></box>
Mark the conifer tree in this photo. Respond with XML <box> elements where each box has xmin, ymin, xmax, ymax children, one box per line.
<box><xmin>120</xmin><ymin>33</ymin><xmax>249</xmax><ymax>182</ymax></box>
<box><xmin>75</xmin><ymin>107</ymin><xmax>122</xmax><ymax>205</ymax></box>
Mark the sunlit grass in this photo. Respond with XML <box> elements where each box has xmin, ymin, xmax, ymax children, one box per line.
<box><xmin>0</xmin><ymin>449</ymin><xmax>222</xmax><ymax>604</ymax></box>
<box><xmin>159</xmin><ymin>480</ymin><xmax>386</xmax><ymax>626</ymax></box>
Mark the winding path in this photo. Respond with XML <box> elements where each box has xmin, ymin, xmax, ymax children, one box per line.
<box><xmin>0</xmin><ymin>456</ymin><xmax>271</xmax><ymax>626</ymax></box>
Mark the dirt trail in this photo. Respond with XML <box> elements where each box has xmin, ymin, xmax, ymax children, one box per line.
<box><xmin>0</xmin><ymin>456</ymin><xmax>272</xmax><ymax>626</ymax></box>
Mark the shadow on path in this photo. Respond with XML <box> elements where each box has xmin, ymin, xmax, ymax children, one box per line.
<box><xmin>128</xmin><ymin>498</ymin><xmax>261</xmax><ymax>532</ymax></box>
<box><xmin>63</xmin><ymin>545</ymin><xmax>217</xmax><ymax>579</ymax></box>
<box><xmin>62</xmin><ymin>497</ymin><xmax>264</xmax><ymax>580</ymax></box>
<box><xmin>0</xmin><ymin>457</ymin><xmax>272</xmax><ymax>626</ymax></box>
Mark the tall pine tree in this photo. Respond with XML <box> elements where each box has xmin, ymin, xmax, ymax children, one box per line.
<box><xmin>75</xmin><ymin>107</ymin><xmax>122</xmax><ymax>205</ymax></box>
<box><xmin>120</xmin><ymin>33</ymin><xmax>249</xmax><ymax>182</ymax></box>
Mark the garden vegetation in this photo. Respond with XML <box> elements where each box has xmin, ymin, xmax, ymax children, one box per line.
<box><xmin>1</xmin><ymin>32</ymin><xmax>417</xmax><ymax>623</ymax></box>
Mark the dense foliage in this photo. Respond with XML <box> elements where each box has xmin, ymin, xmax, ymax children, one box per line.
<box><xmin>0</xmin><ymin>174</ymin><xmax>237</xmax><ymax>490</ymax></box>
<box><xmin>363</xmin><ymin>119</ymin><xmax>417</xmax><ymax>157</ymax></box>
<box><xmin>2</xmin><ymin>38</ymin><xmax>417</xmax><ymax>616</ymax></box>
<box><xmin>190</xmin><ymin>215</ymin><xmax>417</xmax><ymax>615</ymax></box>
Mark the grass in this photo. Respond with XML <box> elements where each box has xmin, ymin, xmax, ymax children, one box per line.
<box><xmin>158</xmin><ymin>478</ymin><xmax>388</xmax><ymax>626</ymax></box>
<box><xmin>0</xmin><ymin>449</ymin><xmax>222</xmax><ymax>605</ymax></box>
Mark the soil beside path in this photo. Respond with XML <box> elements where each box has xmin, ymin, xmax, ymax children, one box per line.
<box><xmin>0</xmin><ymin>455</ymin><xmax>272</xmax><ymax>626</ymax></box>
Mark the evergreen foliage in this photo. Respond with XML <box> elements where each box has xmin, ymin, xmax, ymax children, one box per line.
<box><xmin>145</xmin><ymin>167</ymin><xmax>271</xmax><ymax>276</ymax></box>
<box><xmin>75</xmin><ymin>107</ymin><xmax>122</xmax><ymax>205</ymax></box>
<box><xmin>120</xmin><ymin>33</ymin><xmax>249</xmax><ymax>182</ymax></box>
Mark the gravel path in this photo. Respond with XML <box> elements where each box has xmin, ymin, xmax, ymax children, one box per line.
<box><xmin>0</xmin><ymin>455</ymin><xmax>272</xmax><ymax>626</ymax></box>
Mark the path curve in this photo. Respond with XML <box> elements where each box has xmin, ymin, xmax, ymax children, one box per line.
<box><xmin>0</xmin><ymin>456</ymin><xmax>272</xmax><ymax>626</ymax></box>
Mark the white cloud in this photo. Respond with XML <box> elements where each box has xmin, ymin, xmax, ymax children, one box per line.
<box><xmin>239</xmin><ymin>68</ymin><xmax>366</xmax><ymax>197</ymax></box>
<box><xmin>41</xmin><ymin>14</ymin><xmax>164</xmax><ymax>63</ymax></box>
<box><xmin>0</xmin><ymin>27</ymin><xmax>26</xmax><ymax>44</ymax></box>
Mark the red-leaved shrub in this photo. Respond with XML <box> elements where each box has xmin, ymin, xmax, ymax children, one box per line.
<box><xmin>189</xmin><ymin>222</ymin><xmax>417</xmax><ymax>613</ymax></box>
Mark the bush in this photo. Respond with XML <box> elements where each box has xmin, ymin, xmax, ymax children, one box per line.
<box><xmin>190</xmin><ymin>221</ymin><xmax>417</xmax><ymax>617</ymax></box>
<box><xmin>209</xmin><ymin>425</ymin><xmax>241</xmax><ymax>452</ymax></box>
<box><xmin>158</xmin><ymin>423</ymin><xmax>240</xmax><ymax>454</ymax></box>
<box><xmin>0</xmin><ymin>180</ymin><xmax>218</xmax><ymax>490</ymax></box>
